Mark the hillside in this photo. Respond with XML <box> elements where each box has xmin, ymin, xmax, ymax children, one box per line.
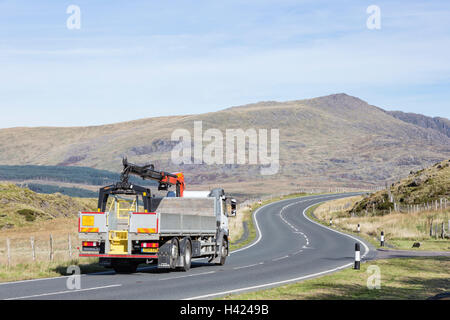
<box><xmin>0</xmin><ymin>93</ymin><xmax>449</xmax><ymax>196</ymax></box>
<box><xmin>351</xmin><ymin>158</ymin><xmax>450</xmax><ymax>215</ymax></box>
<box><xmin>387</xmin><ymin>111</ymin><xmax>450</xmax><ymax>138</ymax></box>
<box><xmin>0</xmin><ymin>165</ymin><xmax>157</xmax><ymax>198</ymax></box>
<box><xmin>0</xmin><ymin>165</ymin><xmax>123</xmax><ymax>185</ymax></box>
<box><xmin>0</xmin><ymin>183</ymin><xmax>97</xmax><ymax>230</ymax></box>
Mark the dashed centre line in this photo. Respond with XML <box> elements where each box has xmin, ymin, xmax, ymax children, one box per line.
<box><xmin>272</xmin><ymin>255</ymin><xmax>289</xmax><ymax>261</ymax></box>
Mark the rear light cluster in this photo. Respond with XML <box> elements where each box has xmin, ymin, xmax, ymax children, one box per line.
<box><xmin>141</xmin><ymin>242</ymin><xmax>159</xmax><ymax>248</ymax></box>
<box><xmin>82</xmin><ymin>241</ymin><xmax>101</xmax><ymax>252</ymax></box>
<box><xmin>83</xmin><ymin>241</ymin><xmax>99</xmax><ymax>247</ymax></box>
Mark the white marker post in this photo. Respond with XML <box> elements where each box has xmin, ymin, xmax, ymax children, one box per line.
<box><xmin>329</xmin><ymin>218</ymin><xmax>333</xmax><ymax>227</ymax></box>
<box><xmin>354</xmin><ymin>243</ymin><xmax>360</xmax><ymax>270</ymax></box>
<box><xmin>357</xmin><ymin>224</ymin><xmax>360</xmax><ymax>233</ymax></box>
<box><xmin>380</xmin><ymin>231</ymin><xmax>385</xmax><ymax>247</ymax></box>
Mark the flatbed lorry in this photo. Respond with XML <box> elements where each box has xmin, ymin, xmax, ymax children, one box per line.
<box><xmin>78</xmin><ymin>160</ymin><xmax>236</xmax><ymax>273</ymax></box>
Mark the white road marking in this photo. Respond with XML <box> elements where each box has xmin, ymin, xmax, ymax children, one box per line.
<box><xmin>272</xmin><ymin>255</ymin><xmax>289</xmax><ymax>261</ymax></box>
<box><xmin>0</xmin><ymin>266</ymin><xmax>157</xmax><ymax>287</ymax></box>
<box><xmin>158</xmin><ymin>271</ymin><xmax>216</xmax><ymax>281</ymax></box>
<box><xmin>184</xmin><ymin>263</ymin><xmax>353</xmax><ymax>300</ymax></box>
<box><xmin>301</xmin><ymin>202</ymin><xmax>370</xmax><ymax>259</ymax></box>
<box><xmin>233</xmin><ymin>263</ymin><xmax>260</xmax><ymax>270</ymax></box>
<box><xmin>230</xmin><ymin>195</ymin><xmax>332</xmax><ymax>255</ymax></box>
<box><xmin>5</xmin><ymin>284</ymin><xmax>122</xmax><ymax>300</ymax></box>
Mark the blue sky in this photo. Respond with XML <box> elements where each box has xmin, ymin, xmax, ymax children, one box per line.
<box><xmin>0</xmin><ymin>0</ymin><xmax>449</xmax><ymax>128</ymax></box>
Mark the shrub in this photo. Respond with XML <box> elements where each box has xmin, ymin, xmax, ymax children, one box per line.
<box><xmin>16</xmin><ymin>209</ymin><xmax>37</xmax><ymax>222</ymax></box>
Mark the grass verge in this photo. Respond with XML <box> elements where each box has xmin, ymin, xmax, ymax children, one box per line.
<box><xmin>312</xmin><ymin>198</ymin><xmax>450</xmax><ymax>251</ymax></box>
<box><xmin>306</xmin><ymin>204</ymin><xmax>380</xmax><ymax>249</ymax></box>
<box><xmin>222</xmin><ymin>256</ymin><xmax>450</xmax><ymax>300</ymax></box>
<box><xmin>0</xmin><ymin>257</ymin><xmax>107</xmax><ymax>283</ymax></box>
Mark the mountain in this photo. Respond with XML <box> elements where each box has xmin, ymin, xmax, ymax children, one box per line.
<box><xmin>386</xmin><ymin>111</ymin><xmax>450</xmax><ymax>138</ymax></box>
<box><xmin>0</xmin><ymin>93</ymin><xmax>449</xmax><ymax>197</ymax></box>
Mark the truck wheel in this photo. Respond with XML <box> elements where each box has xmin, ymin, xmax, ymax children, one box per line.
<box><xmin>178</xmin><ymin>240</ymin><xmax>192</xmax><ymax>272</ymax></box>
<box><xmin>169</xmin><ymin>238</ymin><xmax>179</xmax><ymax>270</ymax></box>
<box><xmin>216</xmin><ymin>238</ymin><xmax>228</xmax><ymax>265</ymax></box>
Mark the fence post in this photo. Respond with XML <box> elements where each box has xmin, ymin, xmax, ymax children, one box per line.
<box><xmin>49</xmin><ymin>234</ymin><xmax>53</xmax><ymax>261</ymax></box>
<box><xmin>6</xmin><ymin>238</ymin><xmax>11</xmax><ymax>268</ymax></box>
<box><xmin>441</xmin><ymin>222</ymin><xmax>445</xmax><ymax>239</ymax></box>
<box><xmin>68</xmin><ymin>233</ymin><xmax>72</xmax><ymax>258</ymax></box>
<box><xmin>31</xmin><ymin>237</ymin><xmax>36</xmax><ymax>261</ymax></box>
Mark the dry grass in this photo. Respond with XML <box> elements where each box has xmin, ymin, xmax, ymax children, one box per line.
<box><xmin>0</xmin><ymin>257</ymin><xmax>106</xmax><ymax>283</ymax></box>
<box><xmin>351</xmin><ymin>159</ymin><xmax>450</xmax><ymax>215</ymax></box>
<box><xmin>223</xmin><ymin>257</ymin><xmax>450</xmax><ymax>300</ymax></box>
<box><xmin>0</xmin><ymin>216</ymin><xmax>110</xmax><ymax>283</ymax></box>
<box><xmin>0</xmin><ymin>182</ymin><xmax>96</xmax><ymax>230</ymax></box>
<box><xmin>315</xmin><ymin>196</ymin><xmax>363</xmax><ymax>218</ymax></box>
<box><xmin>0</xmin><ymin>217</ymin><xmax>80</xmax><ymax>266</ymax></box>
<box><xmin>315</xmin><ymin>197</ymin><xmax>450</xmax><ymax>250</ymax></box>
<box><xmin>228</xmin><ymin>206</ymin><xmax>250</xmax><ymax>243</ymax></box>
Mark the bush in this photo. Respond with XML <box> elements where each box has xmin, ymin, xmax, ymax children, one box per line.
<box><xmin>16</xmin><ymin>209</ymin><xmax>37</xmax><ymax>221</ymax></box>
<box><xmin>377</xmin><ymin>201</ymin><xmax>394</xmax><ymax>211</ymax></box>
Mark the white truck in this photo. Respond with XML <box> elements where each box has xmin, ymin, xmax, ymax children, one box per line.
<box><xmin>78</xmin><ymin>160</ymin><xmax>237</xmax><ymax>273</ymax></box>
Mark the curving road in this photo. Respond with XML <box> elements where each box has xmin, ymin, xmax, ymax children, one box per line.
<box><xmin>0</xmin><ymin>193</ymin><xmax>375</xmax><ymax>300</ymax></box>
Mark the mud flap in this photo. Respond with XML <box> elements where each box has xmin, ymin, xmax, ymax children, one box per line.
<box><xmin>210</xmin><ymin>230</ymin><xmax>225</xmax><ymax>264</ymax></box>
<box><xmin>192</xmin><ymin>240</ymin><xmax>201</xmax><ymax>257</ymax></box>
<box><xmin>176</xmin><ymin>237</ymin><xmax>190</xmax><ymax>268</ymax></box>
<box><xmin>158</xmin><ymin>241</ymin><xmax>172</xmax><ymax>269</ymax></box>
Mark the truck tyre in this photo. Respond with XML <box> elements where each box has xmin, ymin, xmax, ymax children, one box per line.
<box><xmin>178</xmin><ymin>240</ymin><xmax>192</xmax><ymax>272</ymax></box>
<box><xmin>169</xmin><ymin>238</ymin><xmax>179</xmax><ymax>270</ymax></box>
<box><xmin>216</xmin><ymin>238</ymin><xmax>228</xmax><ymax>265</ymax></box>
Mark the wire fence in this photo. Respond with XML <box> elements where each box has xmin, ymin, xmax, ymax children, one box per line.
<box><xmin>359</xmin><ymin>198</ymin><xmax>449</xmax><ymax>216</ymax></box>
<box><xmin>0</xmin><ymin>232</ymin><xmax>79</xmax><ymax>267</ymax></box>
<box><xmin>237</xmin><ymin>186</ymin><xmax>383</xmax><ymax>210</ymax></box>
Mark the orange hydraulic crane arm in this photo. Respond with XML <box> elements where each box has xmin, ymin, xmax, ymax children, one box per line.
<box><xmin>121</xmin><ymin>158</ymin><xmax>185</xmax><ymax>197</ymax></box>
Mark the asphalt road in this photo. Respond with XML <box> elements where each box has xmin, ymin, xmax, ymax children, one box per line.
<box><xmin>0</xmin><ymin>193</ymin><xmax>375</xmax><ymax>300</ymax></box>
